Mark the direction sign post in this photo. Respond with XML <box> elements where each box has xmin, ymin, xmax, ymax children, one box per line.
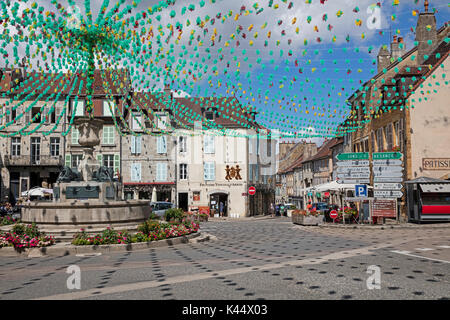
<box><xmin>336</xmin><ymin>153</ymin><xmax>369</xmax><ymax>161</ymax></box>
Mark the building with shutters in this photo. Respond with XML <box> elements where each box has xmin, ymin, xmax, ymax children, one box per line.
<box><xmin>0</xmin><ymin>69</ymin><xmax>66</xmax><ymax>201</ymax></box>
<box><xmin>120</xmin><ymin>91</ymin><xmax>177</xmax><ymax>202</ymax></box>
<box><xmin>343</xmin><ymin>4</ymin><xmax>450</xmax><ymax>220</ymax></box>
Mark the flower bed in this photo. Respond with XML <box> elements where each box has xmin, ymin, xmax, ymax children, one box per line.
<box><xmin>0</xmin><ymin>216</ymin><xmax>20</xmax><ymax>226</ymax></box>
<box><xmin>291</xmin><ymin>209</ymin><xmax>324</xmax><ymax>226</ymax></box>
<box><xmin>71</xmin><ymin>220</ymin><xmax>200</xmax><ymax>246</ymax></box>
<box><xmin>0</xmin><ymin>223</ymin><xmax>55</xmax><ymax>249</ymax></box>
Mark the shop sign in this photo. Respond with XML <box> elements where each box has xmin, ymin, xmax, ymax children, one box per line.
<box><xmin>422</xmin><ymin>158</ymin><xmax>450</xmax><ymax>170</ymax></box>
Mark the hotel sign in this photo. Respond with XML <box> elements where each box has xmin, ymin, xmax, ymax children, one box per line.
<box><xmin>422</xmin><ymin>158</ymin><xmax>450</xmax><ymax>171</ymax></box>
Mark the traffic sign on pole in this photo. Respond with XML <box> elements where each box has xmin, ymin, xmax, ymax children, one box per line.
<box><xmin>374</xmin><ymin>183</ymin><xmax>403</xmax><ymax>190</ymax></box>
<box><xmin>337</xmin><ymin>167</ymin><xmax>371</xmax><ymax>174</ymax></box>
<box><xmin>248</xmin><ymin>186</ymin><xmax>256</xmax><ymax>196</ymax></box>
<box><xmin>330</xmin><ymin>210</ymin><xmax>338</xmax><ymax>220</ymax></box>
<box><xmin>373</xmin><ymin>152</ymin><xmax>403</xmax><ymax>160</ymax></box>
<box><xmin>373</xmin><ymin>159</ymin><xmax>402</xmax><ymax>166</ymax></box>
<box><xmin>338</xmin><ymin>172</ymin><xmax>370</xmax><ymax>179</ymax></box>
<box><xmin>355</xmin><ymin>185</ymin><xmax>368</xmax><ymax>197</ymax></box>
<box><xmin>336</xmin><ymin>160</ymin><xmax>370</xmax><ymax>167</ymax></box>
<box><xmin>336</xmin><ymin>153</ymin><xmax>369</xmax><ymax>161</ymax></box>
<box><xmin>373</xmin><ymin>171</ymin><xmax>403</xmax><ymax>178</ymax></box>
<box><xmin>374</xmin><ymin>177</ymin><xmax>404</xmax><ymax>183</ymax></box>
<box><xmin>372</xmin><ymin>166</ymin><xmax>403</xmax><ymax>173</ymax></box>
<box><xmin>374</xmin><ymin>190</ymin><xmax>404</xmax><ymax>198</ymax></box>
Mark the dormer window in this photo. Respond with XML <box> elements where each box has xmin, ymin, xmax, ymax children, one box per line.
<box><xmin>205</xmin><ymin>111</ymin><xmax>214</xmax><ymax>120</ymax></box>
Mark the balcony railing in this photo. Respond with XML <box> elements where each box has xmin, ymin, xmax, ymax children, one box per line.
<box><xmin>5</xmin><ymin>155</ymin><xmax>63</xmax><ymax>167</ymax></box>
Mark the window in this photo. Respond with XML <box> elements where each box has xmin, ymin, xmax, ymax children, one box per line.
<box><xmin>50</xmin><ymin>107</ymin><xmax>57</xmax><ymax>124</ymax></box>
<box><xmin>50</xmin><ymin>137</ymin><xmax>60</xmax><ymax>157</ymax></box>
<box><xmin>205</xmin><ymin>111</ymin><xmax>214</xmax><ymax>120</ymax></box>
<box><xmin>31</xmin><ymin>137</ymin><xmax>40</xmax><ymax>164</ymax></box>
<box><xmin>131</xmin><ymin>136</ymin><xmax>142</xmax><ymax>155</ymax></box>
<box><xmin>156</xmin><ymin>113</ymin><xmax>168</xmax><ymax>130</ymax></box>
<box><xmin>385</xmin><ymin>124</ymin><xmax>393</xmax><ymax>151</ymax></box>
<box><xmin>131</xmin><ymin>163</ymin><xmax>142</xmax><ymax>182</ymax></box>
<box><xmin>102</xmin><ymin>126</ymin><xmax>115</xmax><ymax>145</ymax></box>
<box><xmin>156</xmin><ymin>163</ymin><xmax>167</xmax><ymax>181</ymax></box>
<box><xmin>31</xmin><ymin>107</ymin><xmax>41</xmax><ymax>123</ymax></box>
<box><xmin>204</xmin><ymin>162</ymin><xmax>215</xmax><ymax>181</ymax></box>
<box><xmin>103</xmin><ymin>100</ymin><xmax>114</xmax><ymax>117</ymax></box>
<box><xmin>72</xmin><ymin>100</ymin><xmax>85</xmax><ymax>116</ymax></box>
<box><xmin>72</xmin><ymin>128</ymin><xmax>79</xmax><ymax>145</ymax></box>
<box><xmin>204</xmin><ymin>135</ymin><xmax>215</xmax><ymax>154</ymax></box>
<box><xmin>398</xmin><ymin>118</ymin><xmax>405</xmax><ymax>152</ymax></box>
<box><xmin>103</xmin><ymin>155</ymin><xmax>115</xmax><ymax>169</ymax></box>
<box><xmin>179</xmin><ymin>136</ymin><xmax>187</xmax><ymax>153</ymax></box>
<box><xmin>157</xmin><ymin>136</ymin><xmax>167</xmax><ymax>154</ymax></box>
<box><xmin>179</xmin><ymin>164</ymin><xmax>188</xmax><ymax>180</ymax></box>
<box><xmin>131</xmin><ymin>112</ymin><xmax>142</xmax><ymax>131</ymax></box>
<box><xmin>371</xmin><ymin>131</ymin><xmax>375</xmax><ymax>152</ymax></box>
<box><xmin>71</xmin><ymin>154</ymin><xmax>83</xmax><ymax>169</ymax></box>
<box><xmin>376</xmin><ymin>128</ymin><xmax>384</xmax><ymax>152</ymax></box>
<box><xmin>11</xmin><ymin>137</ymin><xmax>20</xmax><ymax>156</ymax></box>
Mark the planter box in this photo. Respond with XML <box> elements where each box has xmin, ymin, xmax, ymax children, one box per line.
<box><xmin>292</xmin><ymin>214</ymin><xmax>324</xmax><ymax>226</ymax></box>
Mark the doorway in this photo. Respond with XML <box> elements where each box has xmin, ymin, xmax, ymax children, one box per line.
<box><xmin>210</xmin><ymin>193</ymin><xmax>228</xmax><ymax>217</ymax></box>
<box><xmin>178</xmin><ymin>192</ymin><xmax>188</xmax><ymax>212</ymax></box>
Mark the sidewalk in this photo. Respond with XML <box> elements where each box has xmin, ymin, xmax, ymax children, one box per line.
<box><xmin>208</xmin><ymin>214</ymin><xmax>277</xmax><ymax>222</ymax></box>
<box><xmin>319</xmin><ymin>221</ymin><xmax>450</xmax><ymax>230</ymax></box>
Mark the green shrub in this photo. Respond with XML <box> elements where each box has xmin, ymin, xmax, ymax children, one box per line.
<box><xmin>164</xmin><ymin>208</ymin><xmax>185</xmax><ymax>222</ymax></box>
<box><xmin>11</xmin><ymin>223</ymin><xmax>40</xmax><ymax>238</ymax></box>
<box><xmin>148</xmin><ymin>212</ymin><xmax>160</xmax><ymax>220</ymax></box>
<box><xmin>12</xmin><ymin>223</ymin><xmax>25</xmax><ymax>235</ymax></box>
<box><xmin>137</xmin><ymin>220</ymin><xmax>161</xmax><ymax>234</ymax></box>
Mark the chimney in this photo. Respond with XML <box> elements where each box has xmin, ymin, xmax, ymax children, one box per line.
<box><xmin>391</xmin><ymin>35</ymin><xmax>406</xmax><ymax>61</ymax></box>
<box><xmin>377</xmin><ymin>45</ymin><xmax>391</xmax><ymax>73</ymax></box>
<box><xmin>415</xmin><ymin>0</ymin><xmax>437</xmax><ymax>65</ymax></box>
<box><xmin>163</xmin><ymin>83</ymin><xmax>173</xmax><ymax>100</ymax></box>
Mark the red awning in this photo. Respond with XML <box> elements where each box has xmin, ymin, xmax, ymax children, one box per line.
<box><xmin>422</xmin><ymin>205</ymin><xmax>450</xmax><ymax>214</ymax></box>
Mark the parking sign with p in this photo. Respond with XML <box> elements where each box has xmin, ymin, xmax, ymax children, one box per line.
<box><xmin>355</xmin><ymin>185</ymin><xmax>368</xmax><ymax>197</ymax></box>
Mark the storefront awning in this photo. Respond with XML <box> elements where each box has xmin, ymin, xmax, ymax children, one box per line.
<box><xmin>420</xmin><ymin>184</ymin><xmax>450</xmax><ymax>193</ymax></box>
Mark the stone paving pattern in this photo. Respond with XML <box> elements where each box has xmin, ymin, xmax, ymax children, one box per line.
<box><xmin>0</xmin><ymin>217</ymin><xmax>449</xmax><ymax>300</ymax></box>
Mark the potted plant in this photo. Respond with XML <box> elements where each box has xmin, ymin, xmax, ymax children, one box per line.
<box><xmin>292</xmin><ymin>209</ymin><xmax>324</xmax><ymax>226</ymax></box>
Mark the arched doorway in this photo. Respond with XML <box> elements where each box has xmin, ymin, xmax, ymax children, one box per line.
<box><xmin>209</xmin><ymin>192</ymin><xmax>229</xmax><ymax>217</ymax></box>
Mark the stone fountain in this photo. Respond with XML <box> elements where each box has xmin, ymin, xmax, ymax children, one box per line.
<box><xmin>21</xmin><ymin>117</ymin><xmax>151</xmax><ymax>232</ymax></box>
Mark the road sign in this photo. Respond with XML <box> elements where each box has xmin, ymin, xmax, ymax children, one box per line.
<box><xmin>373</xmin><ymin>159</ymin><xmax>403</xmax><ymax>166</ymax></box>
<box><xmin>338</xmin><ymin>179</ymin><xmax>370</xmax><ymax>184</ymax></box>
<box><xmin>372</xmin><ymin>199</ymin><xmax>397</xmax><ymax>218</ymax></box>
<box><xmin>338</xmin><ymin>172</ymin><xmax>370</xmax><ymax>179</ymax></box>
<box><xmin>372</xmin><ymin>166</ymin><xmax>403</xmax><ymax>173</ymax></box>
<box><xmin>374</xmin><ymin>177</ymin><xmax>404</xmax><ymax>183</ymax></box>
<box><xmin>345</xmin><ymin>197</ymin><xmax>374</xmax><ymax>201</ymax></box>
<box><xmin>248</xmin><ymin>186</ymin><xmax>256</xmax><ymax>196</ymax></box>
<box><xmin>336</xmin><ymin>160</ymin><xmax>370</xmax><ymax>167</ymax></box>
<box><xmin>355</xmin><ymin>185</ymin><xmax>368</xmax><ymax>197</ymax></box>
<box><xmin>373</xmin><ymin>152</ymin><xmax>403</xmax><ymax>160</ymax></box>
<box><xmin>373</xmin><ymin>171</ymin><xmax>403</xmax><ymax>178</ymax></box>
<box><xmin>374</xmin><ymin>190</ymin><xmax>404</xmax><ymax>198</ymax></box>
<box><xmin>330</xmin><ymin>210</ymin><xmax>338</xmax><ymax>220</ymax></box>
<box><xmin>336</xmin><ymin>153</ymin><xmax>369</xmax><ymax>161</ymax></box>
<box><xmin>337</xmin><ymin>167</ymin><xmax>371</xmax><ymax>174</ymax></box>
<box><xmin>374</xmin><ymin>183</ymin><xmax>403</xmax><ymax>190</ymax></box>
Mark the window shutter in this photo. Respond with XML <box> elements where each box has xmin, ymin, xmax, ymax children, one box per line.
<box><xmin>136</xmin><ymin>163</ymin><xmax>142</xmax><ymax>182</ymax></box>
<box><xmin>114</xmin><ymin>154</ymin><xmax>120</xmax><ymax>174</ymax></box>
<box><xmin>131</xmin><ymin>163</ymin><xmax>136</xmax><ymax>181</ymax></box>
<box><xmin>131</xmin><ymin>136</ymin><xmax>136</xmax><ymax>154</ymax></box>
<box><xmin>72</xmin><ymin>128</ymin><xmax>79</xmax><ymax>145</ymax></box>
<box><xmin>97</xmin><ymin>154</ymin><xmax>103</xmax><ymax>167</ymax></box>
<box><xmin>6</xmin><ymin>108</ymin><xmax>11</xmax><ymax>123</ymax></box>
<box><xmin>65</xmin><ymin>154</ymin><xmax>71</xmax><ymax>168</ymax></box>
<box><xmin>136</xmin><ymin>136</ymin><xmax>142</xmax><ymax>154</ymax></box>
<box><xmin>162</xmin><ymin>163</ymin><xmax>167</xmax><ymax>181</ymax></box>
<box><xmin>162</xmin><ymin>136</ymin><xmax>166</xmax><ymax>153</ymax></box>
<box><xmin>25</xmin><ymin>110</ymin><xmax>30</xmax><ymax>124</ymax></box>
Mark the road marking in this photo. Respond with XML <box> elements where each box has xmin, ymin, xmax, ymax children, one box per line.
<box><xmin>436</xmin><ymin>245</ymin><xmax>450</xmax><ymax>249</ymax></box>
<box><xmin>33</xmin><ymin>240</ymin><xmax>410</xmax><ymax>300</ymax></box>
<box><xmin>415</xmin><ymin>248</ymin><xmax>435</xmax><ymax>251</ymax></box>
<box><xmin>75</xmin><ymin>253</ymin><xmax>102</xmax><ymax>257</ymax></box>
<box><xmin>391</xmin><ymin>250</ymin><xmax>450</xmax><ymax>264</ymax></box>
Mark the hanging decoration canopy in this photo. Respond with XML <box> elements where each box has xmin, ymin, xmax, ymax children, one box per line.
<box><xmin>0</xmin><ymin>0</ymin><xmax>447</xmax><ymax>140</ymax></box>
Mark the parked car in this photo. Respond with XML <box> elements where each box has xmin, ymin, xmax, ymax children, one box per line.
<box><xmin>149</xmin><ymin>202</ymin><xmax>175</xmax><ymax>217</ymax></box>
<box><xmin>311</xmin><ymin>202</ymin><xmax>329</xmax><ymax>215</ymax></box>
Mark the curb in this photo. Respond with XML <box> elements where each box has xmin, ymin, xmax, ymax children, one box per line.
<box><xmin>0</xmin><ymin>231</ymin><xmax>212</xmax><ymax>258</ymax></box>
<box><xmin>317</xmin><ymin>223</ymin><xmax>450</xmax><ymax>230</ymax></box>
